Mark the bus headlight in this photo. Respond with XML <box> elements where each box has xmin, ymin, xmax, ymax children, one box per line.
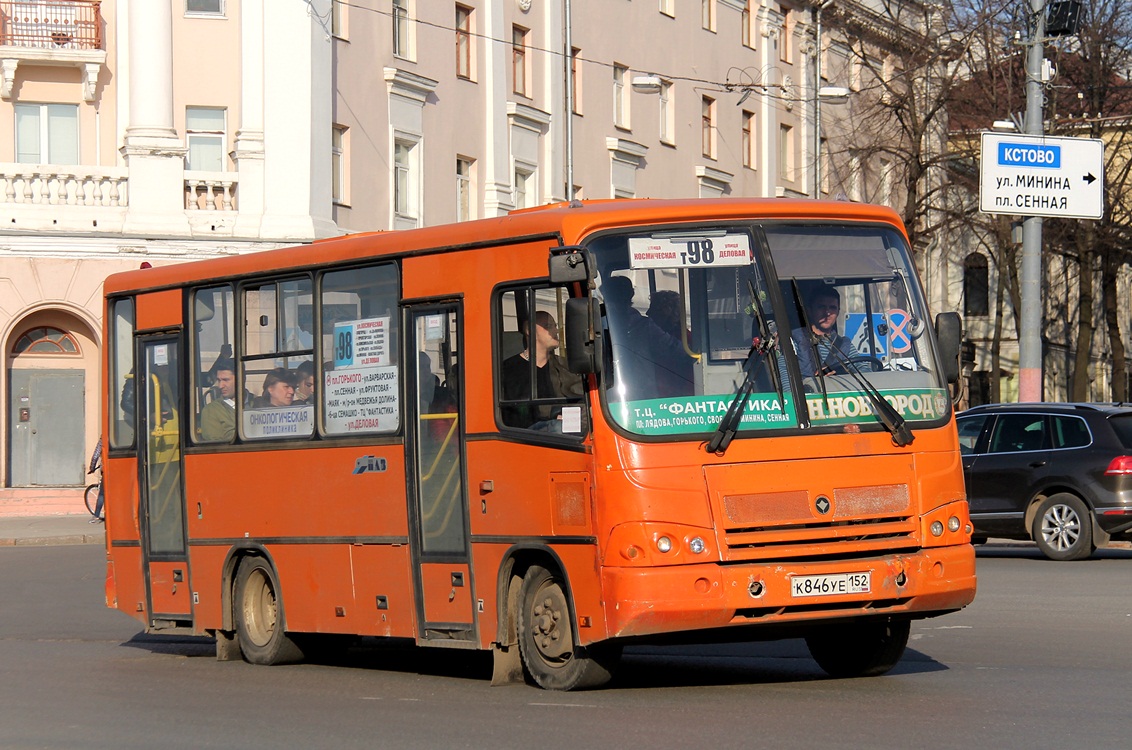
<box><xmin>688</xmin><ymin>536</ymin><xmax>706</xmax><ymax>554</ymax></box>
<box><xmin>947</xmin><ymin>516</ymin><xmax>961</xmax><ymax>533</ymax></box>
<box><xmin>656</xmin><ymin>536</ymin><xmax>673</xmax><ymax>553</ymax></box>
<box><xmin>930</xmin><ymin>520</ymin><xmax>944</xmax><ymax>537</ymax></box>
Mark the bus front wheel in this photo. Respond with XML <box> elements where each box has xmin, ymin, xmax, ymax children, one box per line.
<box><xmin>517</xmin><ymin>565</ymin><xmax>617</xmax><ymax>690</ymax></box>
<box><xmin>804</xmin><ymin>617</ymin><xmax>910</xmax><ymax>678</ymax></box>
<box><xmin>234</xmin><ymin>557</ymin><xmax>303</xmax><ymax>665</ymax></box>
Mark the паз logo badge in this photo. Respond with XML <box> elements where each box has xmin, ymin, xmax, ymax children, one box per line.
<box><xmin>353</xmin><ymin>455</ymin><xmax>388</xmax><ymax>474</ymax></box>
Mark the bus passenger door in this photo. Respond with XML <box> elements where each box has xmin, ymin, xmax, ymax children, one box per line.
<box><xmin>138</xmin><ymin>336</ymin><xmax>192</xmax><ymax>627</ymax></box>
<box><xmin>406</xmin><ymin>304</ymin><xmax>476</xmax><ymax>643</ymax></box>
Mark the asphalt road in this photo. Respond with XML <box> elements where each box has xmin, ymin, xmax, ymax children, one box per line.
<box><xmin>1</xmin><ymin>543</ymin><xmax>1129</xmax><ymax>749</ymax></box>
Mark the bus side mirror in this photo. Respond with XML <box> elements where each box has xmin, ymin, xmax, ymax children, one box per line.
<box><xmin>563</xmin><ymin>297</ymin><xmax>599</xmax><ymax>374</ymax></box>
<box><xmin>549</xmin><ymin>246</ymin><xmax>591</xmax><ymax>284</ymax></box>
<box><xmin>935</xmin><ymin>312</ymin><xmax>962</xmax><ymax>384</ymax></box>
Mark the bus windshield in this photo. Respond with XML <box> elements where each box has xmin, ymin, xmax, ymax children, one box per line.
<box><xmin>587</xmin><ymin>222</ymin><xmax>951</xmax><ymax>439</ymax></box>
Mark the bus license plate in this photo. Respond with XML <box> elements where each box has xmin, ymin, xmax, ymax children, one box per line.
<box><xmin>790</xmin><ymin>572</ymin><xmax>871</xmax><ymax>598</ymax></box>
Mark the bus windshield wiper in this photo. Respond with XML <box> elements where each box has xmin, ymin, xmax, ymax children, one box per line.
<box><xmin>789</xmin><ymin>280</ymin><xmax>830</xmax><ymax>406</ymax></box>
<box><xmin>705</xmin><ymin>282</ymin><xmax>782</xmax><ymax>455</ymax></box>
<box><xmin>818</xmin><ymin>342</ymin><xmax>914</xmax><ymax>446</ymax></box>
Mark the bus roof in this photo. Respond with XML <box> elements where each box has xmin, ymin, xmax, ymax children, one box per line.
<box><xmin>102</xmin><ymin>198</ymin><xmax>905</xmax><ymax>296</ymax></box>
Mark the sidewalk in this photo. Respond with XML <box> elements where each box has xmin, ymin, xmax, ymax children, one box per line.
<box><xmin>0</xmin><ymin>515</ymin><xmax>105</xmax><ymax>547</ymax></box>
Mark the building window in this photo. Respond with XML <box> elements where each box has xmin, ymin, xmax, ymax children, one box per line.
<box><xmin>964</xmin><ymin>253</ymin><xmax>990</xmax><ymax>317</ymax></box>
<box><xmin>570</xmin><ymin>47</ymin><xmax>582</xmax><ymax>114</ymax></box>
<box><xmin>742</xmin><ymin>110</ymin><xmax>755</xmax><ymax>168</ymax></box>
<box><xmin>660</xmin><ymin>0</ymin><xmax>674</xmax><ymax>17</ymax></box>
<box><xmin>186</xmin><ymin>0</ymin><xmax>223</xmax><ymax>14</ymax></box>
<box><xmin>12</xmin><ymin>326</ymin><xmax>79</xmax><ymax>355</ymax></box>
<box><xmin>659</xmin><ymin>79</ymin><xmax>674</xmax><ymax>145</ymax></box>
<box><xmin>14</xmin><ymin>103</ymin><xmax>78</xmax><ymax>164</ymax></box>
<box><xmin>742</xmin><ymin>1</ymin><xmax>754</xmax><ymax>48</ymax></box>
<box><xmin>613</xmin><ymin>64</ymin><xmax>629</xmax><ymax>129</ymax></box>
<box><xmin>780</xmin><ymin>8</ymin><xmax>793</xmax><ymax>62</ymax></box>
<box><xmin>701</xmin><ymin>96</ymin><xmax>715</xmax><ymax>158</ymax></box>
<box><xmin>332</xmin><ymin>125</ymin><xmax>347</xmax><ymax>204</ymax></box>
<box><xmin>185</xmin><ymin>107</ymin><xmax>226</xmax><ymax>171</ymax></box>
<box><xmin>394</xmin><ymin>137</ymin><xmax>420</xmax><ymax>225</ymax></box>
<box><xmin>879</xmin><ymin>158</ymin><xmax>893</xmax><ymax>206</ymax></box>
<box><xmin>779</xmin><ymin>124</ymin><xmax>794</xmax><ymax>180</ymax></box>
<box><xmin>393</xmin><ymin>0</ymin><xmax>412</xmax><ymax>59</ymax></box>
<box><xmin>514</xmin><ymin>163</ymin><xmax>536</xmax><ymax>209</ymax></box>
<box><xmin>456</xmin><ymin>156</ymin><xmax>474</xmax><ymax>221</ymax></box>
<box><xmin>702</xmin><ymin>0</ymin><xmax>715</xmax><ymax>31</ymax></box>
<box><xmin>512</xmin><ymin>25</ymin><xmax>529</xmax><ymax>96</ymax></box>
<box><xmin>456</xmin><ymin>4</ymin><xmax>472</xmax><ymax>79</ymax></box>
<box><xmin>819</xmin><ymin>136</ymin><xmax>829</xmax><ymax>194</ymax></box>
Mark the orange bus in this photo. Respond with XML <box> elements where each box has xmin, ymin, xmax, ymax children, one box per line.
<box><xmin>101</xmin><ymin>198</ymin><xmax>975</xmax><ymax>690</ymax></box>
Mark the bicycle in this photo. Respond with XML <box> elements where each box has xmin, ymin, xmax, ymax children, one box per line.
<box><xmin>84</xmin><ymin>470</ymin><xmax>102</xmax><ymax>519</ymax></box>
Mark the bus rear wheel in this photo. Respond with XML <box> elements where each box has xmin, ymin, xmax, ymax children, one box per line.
<box><xmin>517</xmin><ymin>565</ymin><xmax>617</xmax><ymax>690</ymax></box>
<box><xmin>805</xmin><ymin>617</ymin><xmax>910</xmax><ymax>678</ymax></box>
<box><xmin>234</xmin><ymin>557</ymin><xmax>302</xmax><ymax>665</ymax></box>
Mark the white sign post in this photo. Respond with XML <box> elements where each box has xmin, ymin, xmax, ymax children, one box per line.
<box><xmin>979</xmin><ymin>132</ymin><xmax>1104</xmax><ymax>219</ymax></box>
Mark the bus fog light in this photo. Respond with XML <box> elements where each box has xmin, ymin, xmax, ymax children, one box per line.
<box><xmin>930</xmin><ymin>521</ymin><xmax>944</xmax><ymax>537</ymax></box>
<box><xmin>947</xmin><ymin>516</ymin><xmax>961</xmax><ymax>533</ymax></box>
<box><xmin>688</xmin><ymin>536</ymin><xmax>706</xmax><ymax>554</ymax></box>
<box><xmin>656</xmin><ymin>536</ymin><xmax>673</xmax><ymax>553</ymax></box>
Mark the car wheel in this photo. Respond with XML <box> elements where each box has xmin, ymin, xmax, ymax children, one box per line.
<box><xmin>1032</xmin><ymin>493</ymin><xmax>1095</xmax><ymax>561</ymax></box>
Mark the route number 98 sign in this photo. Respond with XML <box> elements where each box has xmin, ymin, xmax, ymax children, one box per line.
<box><xmin>629</xmin><ymin>233</ymin><xmax>752</xmax><ymax>269</ymax></box>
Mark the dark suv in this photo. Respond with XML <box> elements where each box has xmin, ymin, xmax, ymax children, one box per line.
<box><xmin>957</xmin><ymin>403</ymin><xmax>1132</xmax><ymax>560</ymax></box>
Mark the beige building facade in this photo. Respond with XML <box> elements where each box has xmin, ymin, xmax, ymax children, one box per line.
<box><xmin>0</xmin><ymin>0</ymin><xmax>908</xmax><ymax>515</ymax></box>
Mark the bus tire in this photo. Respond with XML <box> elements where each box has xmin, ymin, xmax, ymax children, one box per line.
<box><xmin>234</xmin><ymin>557</ymin><xmax>303</xmax><ymax>665</ymax></box>
<box><xmin>517</xmin><ymin>565</ymin><xmax>617</xmax><ymax>690</ymax></box>
<box><xmin>1033</xmin><ymin>493</ymin><xmax>1094</xmax><ymax>561</ymax></box>
<box><xmin>805</xmin><ymin>617</ymin><xmax>910</xmax><ymax>678</ymax></box>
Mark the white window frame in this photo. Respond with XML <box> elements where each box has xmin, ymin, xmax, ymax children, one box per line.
<box><xmin>512</xmin><ymin>25</ymin><xmax>529</xmax><ymax>96</ymax></box>
<box><xmin>779</xmin><ymin>124</ymin><xmax>795</xmax><ymax>181</ymax></box>
<box><xmin>14</xmin><ymin>102</ymin><xmax>78</xmax><ymax>164</ymax></box>
<box><xmin>659</xmin><ymin>79</ymin><xmax>674</xmax><ymax>145</ymax></box>
<box><xmin>513</xmin><ymin>161</ymin><xmax>537</xmax><ymax>209</ymax></box>
<box><xmin>742</xmin><ymin>110</ymin><xmax>755</xmax><ymax>169</ymax></box>
<box><xmin>660</xmin><ymin>0</ymin><xmax>675</xmax><ymax>17</ymax></box>
<box><xmin>393</xmin><ymin>0</ymin><xmax>414</xmax><ymax>60</ymax></box>
<box><xmin>185</xmin><ymin>106</ymin><xmax>227</xmax><ymax>172</ymax></box>
<box><xmin>701</xmin><ymin>96</ymin><xmax>715</xmax><ymax>159</ymax></box>
<box><xmin>702</xmin><ymin>0</ymin><xmax>715</xmax><ymax>31</ymax></box>
<box><xmin>393</xmin><ymin>134</ymin><xmax>421</xmax><ymax>227</ymax></box>
<box><xmin>332</xmin><ymin>124</ymin><xmax>348</xmax><ymax>205</ymax></box>
<box><xmin>186</xmin><ymin>0</ymin><xmax>224</xmax><ymax>16</ymax></box>
<box><xmin>456</xmin><ymin>156</ymin><xmax>474</xmax><ymax>221</ymax></box>
<box><xmin>613</xmin><ymin>64</ymin><xmax>629</xmax><ymax>130</ymax></box>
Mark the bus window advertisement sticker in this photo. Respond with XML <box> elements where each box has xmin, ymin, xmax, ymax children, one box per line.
<box><xmin>628</xmin><ymin>233</ymin><xmax>751</xmax><ymax>269</ymax></box>
<box><xmin>334</xmin><ymin>317</ymin><xmax>391</xmax><ymax>368</ymax></box>
<box><xmin>324</xmin><ymin>365</ymin><xmax>400</xmax><ymax>433</ymax></box>
<box><xmin>612</xmin><ymin>393</ymin><xmax>798</xmax><ymax>435</ymax></box>
<box><xmin>243</xmin><ymin>405</ymin><xmax>313</xmax><ymax>438</ymax></box>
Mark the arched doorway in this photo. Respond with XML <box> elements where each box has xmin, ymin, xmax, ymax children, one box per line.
<box><xmin>7</xmin><ymin>311</ymin><xmax>97</xmax><ymax>487</ymax></box>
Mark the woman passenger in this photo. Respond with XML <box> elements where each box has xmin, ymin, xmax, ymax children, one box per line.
<box><xmin>256</xmin><ymin>368</ymin><xmax>297</xmax><ymax>408</ymax></box>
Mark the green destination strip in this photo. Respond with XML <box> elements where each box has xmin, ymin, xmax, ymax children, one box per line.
<box><xmin>612</xmin><ymin>388</ymin><xmax>950</xmax><ymax>436</ymax></box>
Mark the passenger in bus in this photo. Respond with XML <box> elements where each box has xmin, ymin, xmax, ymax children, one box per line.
<box><xmin>200</xmin><ymin>358</ymin><xmax>254</xmax><ymax>441</ymax></box>
<box><xmin>292</xmin><ymin>361</ymin><xmax>315</xmax><ymax>403</ymax></box>
<box><xmin>254</xmin><ymin>368</ymin><xmax>298</xmax><ymax>408</ymax></box>
<box><xmin>501</xmin><ymin>311</ymin><xmax>582</xmax><ymax>431</ymax></box>
<box><xmin>791</xmin><ymin>286</ymin><xmax>859</xmax><ymax>377</ymax></box>
<box><xmin>603</xmin><ymin>276</ymin><xmax>693</xmax><ymax>399</ymax></box>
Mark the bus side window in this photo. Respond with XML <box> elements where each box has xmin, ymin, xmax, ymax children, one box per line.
<box><xmin>496</xmin><ymin>286</ymin><xmax>587</xmax><ymax>436</ymax></box>
<box><xmin>192</xmin><ymin>285</ymin><xmax>235</xmax><ymax>444</ymax></box>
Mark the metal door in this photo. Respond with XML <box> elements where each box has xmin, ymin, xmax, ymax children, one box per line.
<box><xmin>406</xmin><ymin>304</ymin><xmax>476</xmax><ymax>642</ymax></box>
<box><xmin>138</xmin><ymin>336</ymin><xmax>192</xmax><ymax>625</ymax></box>
<box><xmin>8</xmin><ymin>369</ymin><xmax>84</xmax><ymax>486</ymax></box>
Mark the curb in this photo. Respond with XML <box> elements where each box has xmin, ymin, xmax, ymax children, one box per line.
<box><xmin>0</xmin><ymin>533</ymin><xmax>104</xmax><ymax>547</ymax></box>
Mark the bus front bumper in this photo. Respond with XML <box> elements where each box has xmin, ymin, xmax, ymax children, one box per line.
<box><xmin>599</xmin><ymin>544</ymin><xmax>976</xmax><ymax>640</ymax></box>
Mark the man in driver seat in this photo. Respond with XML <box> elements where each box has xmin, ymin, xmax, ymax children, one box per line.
<box><xmin>792</xmin><ymin>286</ymin><xmax>859</xmax><ymax>377</ymax></box>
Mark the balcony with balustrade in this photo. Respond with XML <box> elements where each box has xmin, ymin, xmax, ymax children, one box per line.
<box><xmin>0</xmin><ymin>1</ymin><xmax>105</xmax><ymax>99</ymax></box>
